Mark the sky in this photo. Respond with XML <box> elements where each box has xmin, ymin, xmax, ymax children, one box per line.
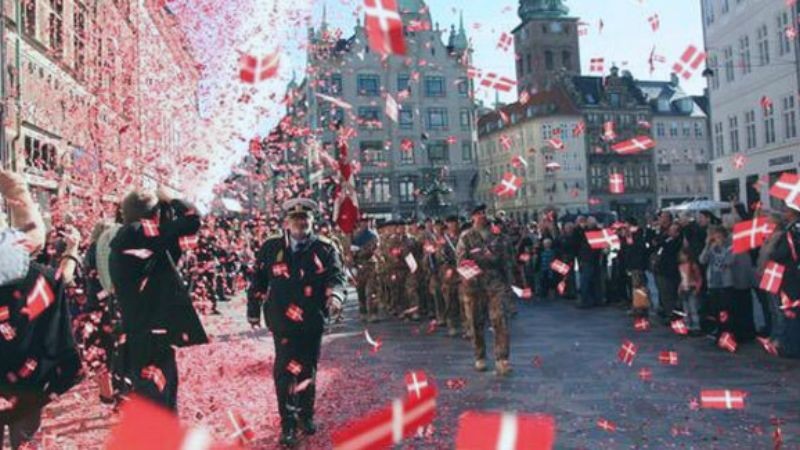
<box><xmin>168</xmin><ymin>0</ymin><xmax>707</xmax><ymax>204</ymax></box>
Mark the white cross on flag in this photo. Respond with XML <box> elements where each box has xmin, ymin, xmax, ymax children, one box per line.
<box><xmin>618</xmin><ymin>340</ymin><xmax>638</xmax><ymax>366</ymax></box>
<box><xmin>769</xmin><ymin>172</ymin><xmax>800</xmax><ymax>211</ymax></box>
<box><xmin>455</xmin><ymin>411</ymin><xmax>556</xmax><ymax>450</ymax></box>
<box><xmin>511</xmin><ymin>155</ymin><xmax>528</xmax><ymax>169</ymax></box>
<box><xmin>364</xmin><ymin>0</ymin><xmax>407</xmax><ymax>55</ymax></box>
<box><xmin>332</xmin><ymin>387</ymin><xmax>437</xmax><ymax>450</ymax></box>
<box><xmin>648</xmin><ymin>14</ymin><xmax>660</xmax><ymax>32</ymax></box>
<box><xmin>609</xmin><ymin>173</ymin><xmax>625</xmax><ymax>194</ymax></box>
<box><xmin>573</xmin><ymin>121</ymin><xmax>586</xmax><ymax>137</ymax></box>
<box><xmin>732</xmin><ymin>217</ymin><xmax>775</xmax><ymax>254</ymax></box>
<box><xmin>550</xmin><ymin>259</ymin><xmax>571</xmax><ymax>276</ymax></box>
<box><xmin>500</xmin><ymin>134</ymin><xmax>513</xmax><ymax>150</ymax></box>
<box><xmin>671</xmin><ymin>319</ymin><xmax>689</xmax><ymax>335</ymax></box>
<box><xmin>547</xmin><ymin>138</ymin><xmax>565</xmax><ymax>151</ymax></box>
<box><xmin>140</xmin><ymin>219</ymin><xmax>160</xmax><ymax>238</ymax></box>
<box><xmin>672</xmin><ymin>45</ymin><xmax>707</xmax><ymax>80</ymax></box>
<box><xmin>602</xmin><ymin>121</ymin><xmax>617</xmax><ymax>142</ymax></box>
<box><xmin>385</xmin><ymin>93</ymin><xmax>399</xmax><ymax>123</ymax></box>
<box><xmin>597</xmin><ymin>419</ymin><xmax>617</xmax><ymax>433</ymax></box>
<box><xmin>718</xmin><ymin>332</ymin><xmax>738</xmax><ymax>353</ymax></box>
<box><xmin>497</xmin><ymin>32</ymin><xmax>513</xmax><ymax>52</ymax></box>
<box><xmin>22</xmin><ymin>275</ymin><xmax>56</xmax><ymax>321</ymax></box>
<box><xmin>590</xmin><ymin>57</ymin><xmax>605</xmax><ymax>73</ymax></box>
<box><xmin>480</xmin><ymin>73</ymin><xmax>517</xmax><ymax>92</ymax></box>
<box><xmin>612</xmin><ymin>136</ymin><xmax>656</xmax><ymax>155</ymax></box>
<box><xmin>239</xmin><ymin>51</ymin><xmax>280</xmax><ymax>83</ymax></box>
<box><xmin>227</xmin><ymin>410</ymin><xmax>256</xmax><ymax>445</ymax></box>
<box><xmin>494</xmin><ymin>173</ymin><xmax>523</xmax><ymax>197</ymax></box>
<box><xmin>658</xmin><ymin>351</ymin><xmax>679</xmax><ymax>366</ymax></box>
<box><xmin>404</xmin><ymin>371</ymin><xmax>431</xmax><ymax>399</ymax></box>
<box><xmin>760</xmin><ymin>261</ymin><xmax>785</xmax><ymax>294</ymax></box>
<box><xmin>586</xmin><ymin>229</ymin><xmax>620</xmax><ymax>250</ymax></box>
<box><xmin>700</xmin><ymin>390</ymin><xmax>746</xmax><ymax>410</ymax></box>
<box><xmin>733</xmin><ymin>153</ymin><xmax>747</xmax><ymax>169</ymax></box>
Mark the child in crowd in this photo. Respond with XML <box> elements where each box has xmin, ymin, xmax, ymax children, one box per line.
<box><xmin>678</xmin><ymin>248</ymin><xmax>704</xmax><ymax>336</ymax></box>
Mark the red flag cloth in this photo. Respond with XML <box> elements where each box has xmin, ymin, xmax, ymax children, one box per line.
<box><xmin>732</xmin><ymin>217</ymin><xmax>775</xmax><ymax>254</ymax></box>
<box><xmin>658</xmin><ymin>351</ymin><xmax>679</xmax><ymax>366</ymax></box>
<box><xmin>480</xmin><ymin>73</ymin><xmax>517</xmax><ymax>92</ymax></box>
<box><xmin>141</xmin><ymin>219</ymin><xmax>160</xmax><ymax>238</ymax></box>
<box><xmin>494</xmin><ymin>173</ymin><xmax>523</xmax><ymax>197</ymax></box>
<box><xmin>769</xmin><ymin>172</ymin><xmax>800</xmax><ymax>211</ymax></box>
<box><xmin>549</xmin><ymin>259</ymin><xmax>571</xmax><ymax>276</ymax></box>
<box><xmin>239</xmin><ymin>52</ymin><xmax>280</xmax><ymax>83</ymax></box>
<box><xmin>364</xmin><ymin>0</ymin><xmax>407</xmax><ymax>55</ymax></box>
<box><xmin>611</xmin><ymin>136</ymin><xmax>656</xmax><ymax>154</ymax></box>
<box><xmin>760</xmin><ymin>262</ymin><xmax>785</xmax><ymax>294</ymax></box>
<box><xmin>404</xmin><ymin>371</ymin><xmax>432</xmax><ymax>399</ymax></box>
<box><xmin>106</xmin><ymin>396</ymin><xmax>239</xmax><ymax>450</ymax></box>
<box><xmin>618</xmin><ymin>340</ymin><xmax>638</xmax><ymax>366</ymax></box>
<box><xmin>455</xmin><ymin>411</ymin><xmax>556</xmax><ymax>450</ymax></box>
<box><xmin>609</xmin><ymin>173</ymin><xmax>625</xmax><ymax>194</ymax></box>
<box><xmin>334</xmin><ymin>142</ymin><xmax>360</xmax><ymax>234</ymax></box>
<box><xmin>671</xmin><ymin>319</ymin><xmax>689</xmax><ymax>335</ymax></box>
<box><xmin>331</xmin><ymin>387</ymin><xmax>437</xmax><ymax>450</ymax></box>
<box><xmin>585</xmin><ymin>229</ymin><xmax>620</xmax><ymax>250</ymax></box>
<box><xmin>718</xmin><ymin>332</ymin><xmax>738</xmax><ymax>353</ymax></box>
<box><xmin>227</xmin><ymin>410</ymin><xmax>256</xmax><ymax>445</ymax></box>
<box><xmin>22</xmin><ymin>275</ymin><xmax>56</xmax><ymax>321</ymax></box>
<box><xmin>700</xmin><ymin>390</ymin><xmax>746</xmax><ymax>410</ymax></box>
<box><xmin>672</xmin><ymin>45</ymin><xmax>706</xmax><ymax>80</ymax></box>
<box><xmin>457</xmin><ymin>260</ymin><xmax>482</xmax><ymax>280</ymax></box>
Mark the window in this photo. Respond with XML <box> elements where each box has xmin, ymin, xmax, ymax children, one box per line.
<box><xmin>714</xmin><ymin>122</ymin><xmax>724</xmax><ymax>157</ymax></box>
<box><xmin>670</xmin><ymin>122</ymin><xmax>679</xmax><ymax>137</ymax></box>
<box><xmin>728</xmin><ymin>116</ymin><xmax>740</xmax><ymax>153</ymax></box>
<box><xmin>638</xmin><ymin>165</ymin><xmax>651</xmax><ymax>189</ymax></box>
<box><xmin>764</xmin><ymin>104</ymin><xmax>776</xmax><ymax>144</ymax></box>
<box><xmin>545</xmin><ymin>51</ymin><xmax>554</xmax><ymax>70</ymax></box>
<box><xmin>73</xmin><ymin>5</ymin><xmax>87</xmax><ymax>78</ymax></box>
<box><xmin>400</xmin><ymin>142</ymin><xmax>414</xmax><ymax>165</ymax></box>
<box><xmin>721</xmin><ymin>0</ymin><xmax>729</xmax><ymax>13</ymax></box>
<box><xmin>365</xmin><ymin>176</ymin><xmax>391</xmax><ymax>203</ymax></box>
<box><xmin>694</xmin><ymin>122</ymin><xmax>704</xmax><ymax>138</ymax></box>
<box><xmin>656</xmin><ymin>122</ymin><xmax>666</xmax><ymax>137</ymax></box>
<box><xmin>590</xmin><ymin>166</ymin><xmax>605</xmax><ymax>190</ymax></box>
<box><xmin>47</xmin><ymin>0</ymin><xmax>64</xmax><ymax>55</ymax></box>
<box><xmin>682</xmin><ymin>122</ymin><xmax>691</xmax><ymax>137</ymax></box>
<box><xmin>462</xmin><ymin>142</ymin><xmax>473</xmax><ymax>162</ymax></box>
<box><xmin>723</xmin><ymin>46</ymin><xmax>735</xmax><ymax>82</ymax></box>
<box><xmin>24</xmin><ymin>136</ymin><xmax>57</xmax><ymax>172</ymax></box>
<box><xmin>399</xmin><ymin>108</ymin><xmax>413</xmax><ymax>130</ymax></box>
<box><xmin>360</xmin><ymin>141</ymin><xmax>386</xmax><ymax>165</ymax></box>
<box><xmin>428</xmin><ymin>140</ymin><xmax>449</xmax><ymax>163</ymax></box>
<box><xmin>357</xmin><ymin>75</ymin><xmax>380</xmax><ymax>96</ymax></box>
<box><xmin>426</xmin><ymin>108</ymin><xmax>448</xmax><ymax>130</ymax></box>
<box><xmin>330</xmin><ymin>74</ymin><xmax>343</xmax><ymax>95</ymax></box>
<box><xmin>460</xmin><ymin>109</ymin><xmax>471</xmax><ymax>130</ymax></box>
<box><xmin>739</xmin><ymin>35</ymin><xmax>751</xmax><ymax>75</ymax></box>
<box><xmin>357</xmin><ymin>107</ymin><xmax>381</xmax><ymax>127</ymax></box>
<box><xmin>757</xmin><ymin>25</ymin><xmax>770</xmax><ymax>66</ymax></box>
<box><xmin>783</xmin><ymin>95</ymin><xmax>797</xmax><ymax>139</ymax></box>
<box><xmin>745</xmin><ymin>110</ymin><xmax>757</xmax><ymax>149</ymax></box>
<box><xmin>398</xmin><ymin>178</ymin><xmax>416</xmax><ymax>203</ymax></box>
<box><xmin>562</xmin><ymin>51</ymin><xmax>572</xmax><ymax>70</ymax></box>
<box><xmin>457</xmin><ymin>77</ymin><xmax>469</xmax><ymax>97</ymax></box>
<box><xmin>778</xmin><ymin>12</ymin><xmax>792</xmax><ymax>56</ymax></box>
<box><xmin>397</xmin><ymin>74</ymin><xmax>410</xmax><ymax>93</ymax></box>
<box><xmin>23</xmin><ymin>0</ymin><xmax>36</xmax><ymax>37</ymax></box>
<box><xmin>708</xmin><ymin>55</ymin><xmax>720</xmax><ymax>90</ymax></box>
<box><xmin>609</xmin><ymin>94</ymin><xmax>621</xmax><ymax>108</ymax></box>
<box><xmin>526</xmin><ymin>54</ymin><xmax>533</xmax><ymax>75</ymax></box>
<box><xmin>424</xmin><ymin>76</ymin><xmax>445</xmax><ymax>97</ymax></box>
<box><xmin>704</xmin><ymin>0</ymin><xmax>715</xmax><ymax>25</ymax></box>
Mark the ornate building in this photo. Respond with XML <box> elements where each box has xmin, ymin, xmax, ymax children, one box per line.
<box><xmin>287</xmin><ymin>0</ymin><xmax>478</xmax><ymax>220</ymax></box>
<box><xmin>513</xmin><ymin>0</ymin><xmax>581</xmax><ymax>95</ymax></box>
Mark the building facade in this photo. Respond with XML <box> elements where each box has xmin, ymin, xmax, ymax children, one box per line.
<box><xmin>636</xmin><ymin>75</ymin><xmax>713</xmax><ymax>207</ymax></box>
<box><xmin>513</xmin><ymin>0</ymin><xmax>581</xmax><ymax>96</ymax></box>
<box><xmin>290</xmin><ymin>0</ymin><xmax>478</xmax><ymax>220</ymax></box>
<box><xmin>701</xmin><ymin>0</ymin><xmax>800</xmax><ymax>209</ymax></box>
<box><xmin>476</xmin><ymin>89</ymin><xmax>586</xmax><ymax>222</ymax></box>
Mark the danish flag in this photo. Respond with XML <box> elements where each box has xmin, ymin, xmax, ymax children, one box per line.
<box><xmin>178</xmin><ymin>234</ymin><xmax>199</xmax><ymax>252</ymax></box>
<box><xmin>586</xmin><ymin>229</ymin><xmax>620</xmax><ymax>250</ymax></box>
<box><xmin>550</xmin><ymin>259</ymin><xmax>571</xmax><ymax>275</ymax></box>
<box><xmin>639</xmin><ymin>367</ymin><xmax>653</xmax><ymax>381</ymax></box>
<box><xmin>612</xmin><ymin>136</ymin><xmax>656</xmax><ymax>155</ymax></box>
<box><xmin>609</xmin><ymin>173</ymin><xmax>625</xmax><ymax>194</ymax></box>
<box><xmin>455</xmin><ymin>412</ymin><xmax>556</xmax><ymax>450</ymax></box>
<box><xmin>590</xmin><ymin>57</ymin><xmax>605</xmax><ymax>73</ymax></box>
<box><xmin>547</xmin><ymin>138</ymin><xmax>565</xmax><ymax>151</ymax></box>
<box><xmin>285</xmin><ymin>304</ymin><xmax>304</xmax><ymax>323</ymax></box>
<box><xmin>769</xmin><ymin>173</ymin><xmax>800</xmax><ymax>211</ymax></box>
<box><xmin>672</xmin><ymin>45</ymin><xmax>707</xmax><ymax>80</ymax></box>
<box><xmin>140</xmin><ymin>366</ymin><xmax>166</xmax><ymax>392</ymax></box>
<box><xmin>332</xmin><ymin>387</ymin><xmax>437</xmax><ymax>450</ymax></box>
<box><xmin>140</xmin><ymin>219</ymin><xmax>160</xmax><ymax>238</ymax></box>
<box><xmin>760</xmin><ymin>262</ymin><xmax>785</xmax><ymax>294</ymax></box>
<box><xmin>602</xmin><ymin>121</ymin><xmax>617</xmax><ymax>141</ymax></box>
<box><xmin>227</xmin><ymin>410</ymin><xmax>255</xmax><ymax>445</ymax></box>
<box><xmin>618</xmin><ymin>340</ymin><xmax>638</xmax><ymax>366</ymax></box>
<box><xmin>700</xmin><ymin>390</ymin><xmax>746</xmax><ymax>410</ymax></box>
<box><xmin>457</xmin><ymin>260</ymin><xmax>482</xmax><ymax>280</ymax></box>
<box><xmin>404</xmin><ymin>371</ymin><xmax>431</xmax><ymax>399</ymax></box>
<box><xmin>494</xmin><ymin>173</ymin><xmax>523</xmax><ymax>197</ymax></box>
<box><xmin>0</xmin><ymin>306</ymin><xmax>9</xmax><ymax>322</ymax></box>
<box><xmin>239</xmin><ymin>51</ymin><xmax>280</xmax><ymax>83</ymax></box>
<box><xmin>519</xmin><ymin>90</ymin><xmax>530</xmax><ymax>105</ymax></box>
<box><xmin>671</xmin><ymin>319</ymin><xmax>689</xmax><ymax>335</ymax></box>
<box><xmin>22</xmin><ymin>275</ymin><xmax>56</xmax><ymax>321</ymax></box>
<box><xmin>658</xmin><ymin>351</ymin><xmax>679</xmax><ymax>366</ymax></box>
<box><xmin>511</xmin><ymin>155</ymin><xmax>528</xmax><ymax>169</ymax></box>
<box><xmin>287</xmin><ymin>360</ymin><xmax>303</xmax><ymax>376</ymax></box>
<box><xmin>497</xmin><ymin>32</ymin><xmax>513</xmax><ymax>52</ymax></box>
<box><xmin>0</xmin><ymin>323</ymin><xmax>15</xmax><ymax>341</ymax></box>
<box><xmin>573</xmin><ymin>121</ymin><xmax>586</xmax><ymax>137</ymax></box>
<box><xmin>733</xmin><ymin>154</ymin><xmax>747</xmax><ymax>169</ymax></box>
<box><xmin>500</xmin><ymin>134</ymin><xmax>513</xmax><ymax>150</ymax></box>
<box><xmin>597</xmin><ymin>419</ymin><xmax>617</xmax><ymax>432</ymax></box>
<box><xmin>648</xmin><ymin>14</ymin><xmax>660</xmax><ymax>32</ymax></box>
<box><xmin>757</xmin><ymin>337</ymin><xmax>779</xmax><ymax>356</ymax></box>
<box><xmin>18</xmin><ymin>358</ymin><xmax>37</xmax><ymax>378</ymax></box>
<box><xmin>732</xmin><ymin>217</ymin><xmax>775</xmax><ymax>254</ymax></box>
<box><xmin>718</xmin><ymin>332</ymin><xmax>738</xmax><ymax>353</ymax></box>
<box><xmin>634</xmin><ymin>318</ymin><xmax>650</xmax><ymax>331</ymax></box>
<box><xmin>364</xmin><ymin>0</ymin><xmax>407</xmax><ymax>55</ymax></box>
<box><xmin>480</xmin><ymin>73</ymin><xmax>516</xmax><ymax>92</ymax></box>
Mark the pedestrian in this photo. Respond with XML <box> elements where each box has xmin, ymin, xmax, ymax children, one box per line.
<box><xmin>699</xmin><ymin>225</ymin><xmax>734</xmax><ymax>337</ymax></box>
<box><xmin>535</xmin><ymin>238</ymin><xmax>557</xmax><ymax>300</ymax></box>
<box><xmin>456</xmin><ymin>204</ymin><xmax>512</xmax><ymax>376</ymax></box>
<box><xmin>770</xmin><ymin>206</ymin><xmax>800</xmax><ymax>358</ymax></box>
<box><xmin>677</xmin><ymin>248</ymin><xmax>703</xmax><ymax>335</ymax></box>
<box><xmin>576</xmin><ymin>217</ymin><xmax>603</xmax><ymax>308</ymax></box>
<box><xmin>755</xmin><ymin>212</ymin><xmax>786</xmax><ymax>340</ymax></box>
<box><xmin>438</xmin><ymin>215</ymin><xmax>462</xmax><ymax>337</ymax></box>
<box><xmin>730</xmin><ymin>243</ymin><xmax>757</xmax><ymax>342</ymax></box>
<box><xmin>246</xmin><ymin>198</ymin><xmax>346</xmax><ymax>447</ymax></box>
<box><xmin>109</xmin><ymin>187</ymin><xmax>207</xmax><ymax>412</ymax></box>
<box><xmin>352</xmin><ymin>217</ymin><xmax>379</xmax><ymax>322</ymax></box>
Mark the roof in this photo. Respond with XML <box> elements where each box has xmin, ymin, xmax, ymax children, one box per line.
<box><xmin>477</xmin><ymin>87</ymin><xmax>581</xmax><ymax>137</ymax></box>
<box><xmin>634</xmin><ymin>78</ymin><xmax>708</xmax><ymax>118</ymax></box>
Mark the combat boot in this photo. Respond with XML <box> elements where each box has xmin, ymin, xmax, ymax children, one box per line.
<box><xmin>279</xmin><ymin>424</ymin><xmax>298</xmax><ymax>447</ymax></box>
<box><xmin>299</xmin><ymin>417</ymin><xmax>317</xmax><ymax>435</ymax></box>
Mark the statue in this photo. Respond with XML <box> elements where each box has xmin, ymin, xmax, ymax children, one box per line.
<box><xmin>518</xmin><ymin>0</ymin><xmax>569</xmax><ymax>20</ymax></box>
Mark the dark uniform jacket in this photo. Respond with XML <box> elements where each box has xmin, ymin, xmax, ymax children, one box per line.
<box><xmin>773</xmin><ymin>219</ymin><xmax>800</xmax><ymax>300</ymax></box>
<box><xmin>247</xmin><ymin>232</ymin><xmax>346</xmax><ymax>336</ymax></box>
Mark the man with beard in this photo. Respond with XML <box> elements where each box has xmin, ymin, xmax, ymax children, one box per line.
<box><xmin>247</xmin><ymin>198</ymin><xmax>346</xmax><ymax>447</ymax></box>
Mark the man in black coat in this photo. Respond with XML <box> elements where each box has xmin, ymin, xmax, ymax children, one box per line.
<box><xmin>247</xmin><ymin>198</ymin><xmax>346</xmax><ymax>447</ymax></box>
<box><xmin>109</xmin><ymin>188</ymin><xmax>206</xmax><ymax>412</ymax></box>
<box><xmin>771</xmin><ymin>206</ymin><xmax>800</xmax><ymax>357</ymax></box>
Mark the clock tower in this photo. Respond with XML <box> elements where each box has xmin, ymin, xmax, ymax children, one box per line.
<box><xmin>513</xmin><ymin>0</ymin><xmax>581</xmax><ymax>95</ymax></box>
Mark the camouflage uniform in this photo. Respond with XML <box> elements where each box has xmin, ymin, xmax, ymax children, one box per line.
<box><xmin>437</xmin><ymin>229</ymin><xmax>462</xmax><ymax>333</ymax></box>
<box><xmin>456</xmin><ymin>225</ymin><xmax>512</xmax><ymax>366</ymax></box>
<box><xmin>353</xmin><ymin>230</ymin><xmax>380</xmax><ymax>320</ymax></box>
<box><xmin>402</xmin><ymin>231</ymin><xmax>423</xmax><ymax>319</ymax></box>
<box><xmin>383</xmin><ymin>227</ymin><xmax>409</xmax><ymax>315</ymax></box>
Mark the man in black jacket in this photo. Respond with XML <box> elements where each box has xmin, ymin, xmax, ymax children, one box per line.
<box><xmin>247</xmin><ymin>198</ymin><xmax>346</xmax><ymax>447</ymax></box>
<box><xmin>109</xmin><ymin>188</ymin><xmax>205</xmax><ymax>412</ymax></box>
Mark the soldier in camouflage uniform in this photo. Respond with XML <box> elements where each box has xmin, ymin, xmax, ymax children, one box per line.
<box><xmin>383</xmin><ymin>222</ymin><xmax>410</xmax><ymax>316</ymax></box>
<box><xmin>352</xmin><ymin>217</ymin><xmax>380</xmax><ymax>322</ymax></box>
<box><xmin>401</xmin><ymin>222</ymin><xmax>422</xmax><ymax>320</ymax></box>
<box><xmin>374</xmin><ymin>222</ymin><xmax>393</xmax><ymax>314</ymax></box>
<box><xmin>456</xmin><ymin>204</ymin><xmax>512</xmax><ymax>376</ymax></box>
<box><xmin>438</xmin><ymin>215</ymin><xmax>462</xmax><ymax>337</ymax></box>
<box><xmin>426</xmin><ymin>220</ymin><xmax>445</xmax><ymax>325</ymax></box>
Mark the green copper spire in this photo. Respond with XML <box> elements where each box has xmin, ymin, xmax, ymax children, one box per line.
<box><xmin>518</xmin><ymin>0</ymin><xmax>569</xmax><ymax>21</ymax></box>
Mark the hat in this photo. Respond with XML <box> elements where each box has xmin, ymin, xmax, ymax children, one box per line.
<box><xmin>471</xmin><ymin>204</ymin><xmax>487</xmax><ymax>216</ymax></box>
<box><xmin>284</xmin><ymin>198</ymin><xmax>317</xmax><ymax>218</ymax></box>
<box><xmin>445</xmin><ymin>215</ymin><xmax>459</xmax><ymax>223</ymax></box>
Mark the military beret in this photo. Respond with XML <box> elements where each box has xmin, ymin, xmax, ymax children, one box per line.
<box><xmin>283</xmin><ymin>198</ymin><xmax>317</xmax><ymax>218</ymax></box>
<box><xmin>445</xmin><ymin>215</ymin><xmax>459</xmax><ymax>223</ymax></box>
<box><xmin>471</xmin><ymin>204</ymin><xmax>488</xmax><ymax>216</ymax></box>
